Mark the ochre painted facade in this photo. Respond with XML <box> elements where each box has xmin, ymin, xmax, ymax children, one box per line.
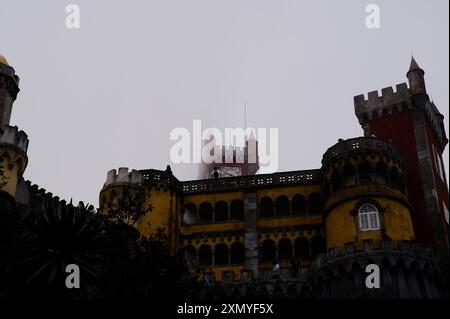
<box><xmin>94</xmin><ymin>58</ymin><xmax>448</xmax><ymax>287</ymax></box>
<box><xmin>2</xmin><ymin>53</ymin><xmax>448</xmax><ymax>298</ymax></box>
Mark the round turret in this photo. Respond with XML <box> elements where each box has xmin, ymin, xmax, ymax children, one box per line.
<box><xmin>99</xmin><ymin>167</ymin><xmax>181</xmax><ymax>252</ymax></box>
<box><xmin>407</xmin><ymin>56</ymin><xmax>427</xmax><ymax>95</ymax></box>
<box><xmin>0</xmin><ymin>58</ymin><xmax>28</xmax><ymax>198</ymax></box>
<box><xmin>320</xmin><ymin>137</ymin><xmax>415</xmax><ymax>252</ymax></box>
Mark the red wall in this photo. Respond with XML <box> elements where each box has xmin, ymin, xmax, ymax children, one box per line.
<box><xmin>366</xmin><ymin>108</ymin><xmax>434</xmax><ymax>247</ymax></box>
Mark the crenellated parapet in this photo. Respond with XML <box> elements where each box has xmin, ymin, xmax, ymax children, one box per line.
<box><xmin>0</xmin><ymin>62</ymin><xmax>20</xmax><ymax>129</ymax></box>
<box><xmin>99</xmin><ymin>167</ymin><xmax>147</xmax><ymax>222</ymax></box>
<box><xmin>102</xmin><ymin>167</ymin><xmax>142</xmax><ymax>190</ymax></box>
<box><xmin>354</xmin><ymin>83</ymin><xmax>412</xmax><ymax>125</ymax></box>
<box><xmin>22</xmin><ymin>180</ymin><xmax>68</xmax><ymax>211</ymax></box>
<box><xmin>212</xmin><ymin>143</ymin><xmax>258</xmax><ymax>165</ymax></box>
<box><xmin>10</xmin><ymin>179</ymin><xmax>81</xmax><ymax>221</ymax></box>
<box><xmin>0</xmin><ymin>125</ymin><xmax>29</xmax><ymax>155</ymax></box>
<box><xmin>0</xmin><ymin>126</ymin><xmax>29</xmax><ymax>197</ymax></box>
<box><xmin>0</xmin><ymin>56</ymin><xmax>28</xmax><ymax>198</ymax></box>
<box><xmin>354</xmin><ymin>66</ymin><xmax>447</xmax><ymax>149</ymax></box>
<box><xmin>0</xmin><ymin>62</ymin><xmax>20</xmax><ymax>99</ymax></box>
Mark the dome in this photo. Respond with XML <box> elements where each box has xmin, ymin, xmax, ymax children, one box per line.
<box><xmin>0</xmin><ymin>54</ymin><xmax>9</xmax><ymax>65</ymax></box>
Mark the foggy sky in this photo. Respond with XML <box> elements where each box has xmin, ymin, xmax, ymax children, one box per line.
<box><xmin>1</xmin><ymin>0</ymin><xmax>448</xmax><ymax>206</ymax></box>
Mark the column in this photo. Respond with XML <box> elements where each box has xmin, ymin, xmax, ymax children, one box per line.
<box><xmin>244</xmin><ymin>192</ymin><xmax>259</xmax><ymax>279</ymax></box>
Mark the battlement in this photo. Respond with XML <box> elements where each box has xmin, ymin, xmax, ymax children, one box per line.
<box><xmin>25</xmin><ymin>180</ymin><xmax>66</xmax><ymax>206</ymax></box>
<box><xmin>0</xmin><ymin>125</ymin><xmax>29</xmax><ymax>154</ymax></box>
<box><xmin>103</xmin><ymin>167</ymin><xmax>142</xmax><ymax>189</ymax></box>
<box><xmin>12</xmin><ymin>180</ymin><xmax>77</xmax><ymax>215</ymax></box>
<box><xmin>212</xmin><ymin>143</ymin><xmax>257</xmax><ymax>164</ymax></box>
<box><xmin>0</xmin><ymin>63</ymin><xmax>20</xmax><ymax>97</ymax></box>
<box><xmin>354</xmin><ymin>83</ymin><xmax>412</xmax><ymax>123</ymax></box>
<box><xmin>215</xmin><ymin>145</ymin><xmax>244</xmax><ymax>163</ymax></box>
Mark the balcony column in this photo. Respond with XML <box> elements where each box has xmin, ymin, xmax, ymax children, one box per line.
<box><xmin>244</xmin><ymin>192</ymin><xmax>259</xmax><ymax>278</ymax></box>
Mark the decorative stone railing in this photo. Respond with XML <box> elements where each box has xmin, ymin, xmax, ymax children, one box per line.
<box><xmin>140</xmin><ymin>169</ymin><xmax>183</xmax><ymax>190</ymax></box>
<box><xmin>140</xmin><ymin>168</ymin><xmax>321</xmax><ymax>194</ymax></box>
<box><xmin>322</xmin><ymin>137</ymin><xmax>402</xmax><ymax>167</ymax></box>
<box><xmin>181</xmin><ymin>170</ymin><xmax>320</xmax><ymax>194</ymax></box>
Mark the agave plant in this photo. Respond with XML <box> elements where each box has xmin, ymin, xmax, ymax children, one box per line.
<box><xmin>4</xmin><ymin>194</ymin><xmax>200</xmax><ymax>300</ymax></box>
<box><xmin>18</xmin><ymin>202</ymin><xmax>110</xmax><ymax>299</ymax></box>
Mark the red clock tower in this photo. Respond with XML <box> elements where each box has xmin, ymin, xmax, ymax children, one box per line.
<box><xmin>354</xmin><ymin>57</ymin><xmax>449</xmax><ymax>255</ymax></box>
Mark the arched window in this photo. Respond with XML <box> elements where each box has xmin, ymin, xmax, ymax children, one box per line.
<box><xmin>308</xmin><ymin>193</ymin><xmax>322</xmax><ymax>214</ymax></box>
<box><xmin>278</xmin><ymin>238</ymin><xmax>292</xmax><ymax>260</ymax></box>
<box><xmin>311</xmin><ymin>235</ymin><xmax>326</xmax><ymax>257</ymax></box>
<box><xmin>215</xmin><ymin>201</ymin><xmax>228</xmax><ymax>222</ymax></box>
<box><xmin>275</xmin><ymin>195</ymin><xmax>290</xmax><ymax>216</ymax></box>
<box><xmin>230</xmin><ymin>199</ymin><xmax>244</xmax><ymax>220</ymax></box>
<box><xmin>183</xmin><ymin>203</ymin><xmax>197</xmax><ymax>225</ymax></box>
<box><xmin>230</xmin><ymin>242</ymin><xmax>245</xmax><ymax>264</ymax></box>
<box><xmin>198</xmin><ymin>245</ymin><xmax>212</xmax><ymax>266</ymax></box>
<box><xmin>260</xmin><ymin>197</ymin><xmax>274</xmax><ymax>218</ymax></box>
<box><xmin>199</xmin><ymin>202</ymin><xmax>213</xmax><ymax>223</ymax></box>
<box><xmin>357</xmin><ymin>203</ymin><xmax>380</xmax><ymax>231</ymax></box>
<box><xmin>261</xmin><ymin>240</ymin><xmax>276</xmax><ymax>262</ymax></box>
<box><xmin>214</xmin><ymin>243</ymin><xmax>229</xmax><ymax>265</ymax></box>
<box><xmin>292</xmin><ymin>194</ymin><xmax>307</xmax><ymax>216</ymax></box>
<box><xmin>294</xmin><ymin>237</ymin><xmax>310</xmax><ymax>259</ymax></box>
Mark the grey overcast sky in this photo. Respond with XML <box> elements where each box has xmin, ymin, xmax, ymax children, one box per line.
<box><xmin>1</xmin><ymin>0</ymin><xmax>448</xmax><ymax>206</ymax></box>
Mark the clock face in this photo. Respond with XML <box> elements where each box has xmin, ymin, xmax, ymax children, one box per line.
<box><xmin>217</xmin><ymin>166</ymin><xmax>242</xmax><ymax>177</ymax></box>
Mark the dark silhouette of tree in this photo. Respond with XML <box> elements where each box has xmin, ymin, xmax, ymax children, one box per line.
<box><xmin>1</xmin><ymin>193</ymin><xmax>200</xmax><ymax>300</ymax></box>
<box><xmin>0</xmin><ymin>191</ymin><xmax>27</xmax><ymax>298</ymax></box>
<box><xmin>105</xmin><ymin>188</ymin><xmax>152</xmax><ymax>226</ymax></box>
<box><xmin>11</xmin><ymin>202</ymin><xmax>109</xmax><ymax>299</ymax></box>
<box><xmin>102</xmin><ymin>227</ymin><xmax>200</xmax><ymax>300</ymax></box>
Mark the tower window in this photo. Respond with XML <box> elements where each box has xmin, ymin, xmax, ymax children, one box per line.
<box><xmin>443</xmin><ymin>202</ymin><xmax>449</xmax><ymax>225</ymax></box>
<box><xmin>433</xmin><ymin>145</ymin><xmax>445</xmax><ymax>182</ymax></box>
<box><xmin>357</xmin><ymin>203</ymin><xmax>380</xmax><ymax>231</ymax></box>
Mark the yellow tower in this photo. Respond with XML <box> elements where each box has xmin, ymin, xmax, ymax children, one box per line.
<box><xmin>0</xmin><ymin>55</ymin><xmax>29</xmax><ymax>198</ymax></box>
<box><xmin>321</xmin><ymin>137</ymin><xmax>415</xmax><ymax>253</ymax></box>
<box><xmin>99</xmin><ymin>167</ymin><xmax>181</xmax><ymax>252</ymax></box>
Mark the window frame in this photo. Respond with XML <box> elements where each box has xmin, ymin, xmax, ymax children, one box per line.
<box><xmin>357</xmin><ymin>203</ymin><xmax>380</xmax><ymax>231</ymax></box>
<box><xmin>352</xmin><ymin>200</ymin><xmax>384</xmax><ymax>233</ymax></box>
<box><xmin>433</xmin><ymin>145</ymin><xmax>445</xmax><ymax>182</ymax></box>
